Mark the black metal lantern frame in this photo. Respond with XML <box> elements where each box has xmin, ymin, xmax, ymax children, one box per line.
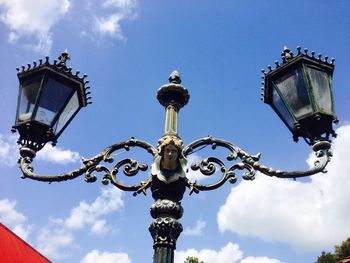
<box><xmin>262</xmin><ymin>46</ymin><xmax>338</xmax><ymax>145</ymax></box>
<box><xmin>12</xmin><ymin>51</ymin><xmax>91</xmax><ymax>154</ymax></box>
<box><xmin>12</xmin><ymin>48</ymin><xmax>337</xmax><ymax>263</ymax></box>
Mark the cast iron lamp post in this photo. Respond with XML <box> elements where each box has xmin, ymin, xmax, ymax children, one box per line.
<box><xmin>11</xmin><ymin>46</ymin><xmax>337</xmax><ymax>263</ymax></box>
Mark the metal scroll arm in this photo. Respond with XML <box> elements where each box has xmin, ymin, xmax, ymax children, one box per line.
<box><xmin>183</xmin><ymin>136</ymin><xmax>261</xmax><ymax>194</ymax></box>
<box><xmin>248</xmin><ymin>140</ymin><xmax>332</xmax><ymax>179</ymax></box>
<box><xmin>183</xmin><ymin>137</ymin><xmax>332</xmax><ymax>194</ymax></box>
<box><xmin>18</xmin><ymin>138</ymin><xmax>158</xmax><ymax>195</ymax></box>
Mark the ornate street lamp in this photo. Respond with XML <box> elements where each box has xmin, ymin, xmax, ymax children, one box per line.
<box><xmin>11</xmin><ymin>50</ymin><xmax>91</xmax><ymax>158</ymax></box>
<box><xmin>262</xmin><ymin>46</ymin><xmax>338</xmax><ymax>145</ymax></box>
<box><xmin>12</xmin><ymin>47</ymin><xmax>336</xmax><ymax>262</ymax></box>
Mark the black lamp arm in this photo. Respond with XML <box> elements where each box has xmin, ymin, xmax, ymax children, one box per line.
<box><xmin>18</xmin><ymin>136</ymin><xmax>331</xmax><ymax>194</ymax></box>
<box><xmin>18</xmin><ymin>138</ymin><xmax>158</xmax><ymax>194</ymax></box>
<box><xmin>183</xmin><ymin>137</ymin><xmax>332</xmax><ymax>193</ymax></box>
<box><xmin>252</xmin><ymin>141</ymin><xmax>332</xmax><ymax>179</ymax></box>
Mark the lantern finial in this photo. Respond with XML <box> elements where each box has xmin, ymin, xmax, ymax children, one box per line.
<box><xmin>281</xmin><ymin>46</ymin><xmax>292</xmax><ymax>62</ymax></box>
<box><xmin>58</xmin><ymin>49</ymin><xmax>70</xmax><ymax>66</ymax></box>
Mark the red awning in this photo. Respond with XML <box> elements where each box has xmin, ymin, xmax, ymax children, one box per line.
<box><xmin>0</xmin><ymin>223</ymin><xmax>51</xmax><ymax>263</ymax></box>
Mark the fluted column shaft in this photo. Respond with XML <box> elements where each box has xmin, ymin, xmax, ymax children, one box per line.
<box><xmin>149</xmin><ymin>178</ymin><xmax>186</xmax><ymax>263</ymax></box>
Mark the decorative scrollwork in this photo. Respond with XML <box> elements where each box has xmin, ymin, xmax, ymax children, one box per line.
<box><xmin>19</xmin><ymin>138</ymin><xmax>157</xmax><ymax>195</ymax></box>
<box><xmin>183</xmin><ymin>136</ymin><xmax>332</xmax><ymax>194</ymax></box>
<box><xmin>191</xmin><ymin>157</ymin><xmax>223</xmax><ymax>175</ymax></box>
<box><xmin>183</xmin><ymin>136</ymin><xmax>259</xmax><ymax>194</ymax></box>
<box><xmin>19</xmin><ymin>134</ymin><xmax>332</xmax><ymax>196</ymax></box>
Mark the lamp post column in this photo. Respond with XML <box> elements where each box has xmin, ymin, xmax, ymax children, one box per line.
<box><xmin>164</xmin><ymin>104</ymin><xmax>179</xmax><ymax>135</ymax></box>
<box><xmin>149</xmin><ymin>71</ymin><xmax>190</xmax><ymax>262</ymax></box>
<box><xmin>149</xmin><ymin>180</ymin><xmax>186</xmax><ymax>263</ymax></box>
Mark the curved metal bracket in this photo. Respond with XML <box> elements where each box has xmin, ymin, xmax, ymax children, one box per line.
<box><xmin>183</xmin><ymin>136</ymin><xmax>332</xmax><ymax>194</ymax></box>
<box><xmin>19</xmin><ymin>135</ymin><xmax>332</xmax><ymax>196</ymax></box>
<box><xmin>183</xmin><ymin>136</ymin><xmax>259</xmax><ymax>194</ymax></box>
<box><xmin>19</xmin><ymin>138</ymin><xmax>157</xmax><ymax>195</ymax></box>
<box><xmin>252</xmin><ymin>140</ymin><xmax>332</xmax><ymax>178</ymax></box>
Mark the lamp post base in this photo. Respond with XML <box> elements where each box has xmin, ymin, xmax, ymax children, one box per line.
<box><xmin>152</xmin><ymin>247</ymin><xmax>175</xmax><ymax>263</ymax></box>
<box><xmin>149</xmin><ymin>177</ymin><xmax>186</xmax><ymax>263</ymax></box>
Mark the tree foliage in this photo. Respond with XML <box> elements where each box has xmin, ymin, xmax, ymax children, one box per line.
<box><xmin>316</xmin><ymin>251</ymin><xmax>336</xmax><ymax>263</ymax></box>
<box><xmin>315</xmin><ymin>237</ymin><xmax>350</xmax><ymax>263</ymax></box>
<box><xmin>335</xmin><ymin>238</ymin><xmax>350</xmax><ymax>261</ymax></box>
<box><xmin>185</xmin><ymin>256</ymin><xmax>204</xmax><ymax>263</ymax></box>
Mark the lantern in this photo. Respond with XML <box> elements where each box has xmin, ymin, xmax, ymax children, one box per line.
<box><xmin>12</xmin><ymin>50</ymin><xmax>91</xmax><ymax>152</ymax></box>
<box><xmin>262</xmin><ymin>47</ymin><xmax>337</xmax><ymax>145</ymax></box>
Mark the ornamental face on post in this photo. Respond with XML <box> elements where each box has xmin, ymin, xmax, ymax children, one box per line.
<box><xmin>12</xmin><ymin>50</ymin><xmax>91</xmax><ymax>153</ymax></box>
<box><xmin>262</xmin><ymin>46</ymin><xmax>337</xmax><ymax>145</ymax></box>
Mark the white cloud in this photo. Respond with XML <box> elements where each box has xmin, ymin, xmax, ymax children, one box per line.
<box><xmin>90</xmin><ymin>219</ymin><xmax>108</xmax><ymax>235</ymax></box>
<box><xmin>34</xmin><ymin>187</ymin><xmax>124</xmax><ymax>260</ymax></box>
<box><xmin>175</xmin><ymin>242</ymin><xmax>243</xmax><ymax>263</ymax></box>
<box><xmin>0</xmin><ymin>133</ymin><xmax>81</xmax><ymax>166</ymax></box>
<box><xmin>0</xmin><ymin>0</ymin><xmax>138</xmax><ymax>52</ymax></box>
<box><xmin>36</xmin><ymin>227</ymin><xmax>74</xmax><ymax>259</ymax></box>
<box><xmin>81</xmin><ymin>250</ymin><xmax>131</xmax><ymax>263</ymax></box>
<box><xmin>0</xmin><ymin>199</ymin><xmax>25</xmax><ymax>223</ymax></box>
<box><xmin>102</xmin><ymin>0</ymin><xmax>136</xmax><ymax>9</ymax></box>
<box><xmin>91</xmin><ymin>0</ymin><xmax>137</xmax><ymax>39</ymax></box>
<box><xmin>64</xmin><ymin>187</ymin><xmax>124</xmax><ymax>231</ymax></box>
<box><xmin>0</xmin><ymin>199</ymin><xmax>31</xmax><ymax>241</ymax></box>
<box><xmin>175</xmin><ymin>243</ymin><xmax>284</xmax><ymax>263</ymax></box>
<box><xmin>93</xmin><ymin>14</ymin><xmax>124</xmax><ymax>39</ymax></box>
<box><xmin>24</xmin><ymin>32</ymin><xmax>53</xmax><ymax>54</ymax></box>
<box><xmin>0</xmin><ymin>134</ymin><xmax>19</xmax><ymax>166</ymax></box>
<box><xmin>12</xmin><ymin>224</ymin><xmax>31</xmax><ymax>241</ymax></box>
<box><xmin>217</xmin><ymin>125</ymin><xmax>350</xmax><ymax>251</ymax></box>
<box><xmin>241</xmin><ymin>257</ymin><xmax>284</xmax><ymax>263</ymax></box>
<box><xmin>183</xmin><ymin>217</ymin><xmax>206</xmax><ymax>236</ymax></box>
<box><xmin>37</xmin><ymin>144</ymin><xmax>81</xmax><ymax>164</ymax></box>
<box><xmin>0</xmin><ymin>0</ymin><xmax>70</xmax><ymax>54</ymax></box>
<box><xmin>8</xmin><ymin>31</ymin><xmax>19</xmax><ymax>43</ymax></box>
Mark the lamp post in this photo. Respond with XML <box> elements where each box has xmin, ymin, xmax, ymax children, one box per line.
<box><xmin>12</xmin><ymin>47</ymin><xmax>336</xmax><ymax>263</ymax></box>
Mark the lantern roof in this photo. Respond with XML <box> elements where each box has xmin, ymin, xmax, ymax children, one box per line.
<box><xmin>16</xmin><ymin>50</ymin><xmax>92</xmax><ymax>107</ymax></box>
<box><xmin>261</xmin><ymin>46</ymin><xmax>335</xmax><ymax>104</ymax></box>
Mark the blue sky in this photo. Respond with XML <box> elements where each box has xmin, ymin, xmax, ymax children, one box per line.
<box><xmin>0</xmin><ymin>1</ymin><xmax>350</xmax><ymax>262</ymax></box>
